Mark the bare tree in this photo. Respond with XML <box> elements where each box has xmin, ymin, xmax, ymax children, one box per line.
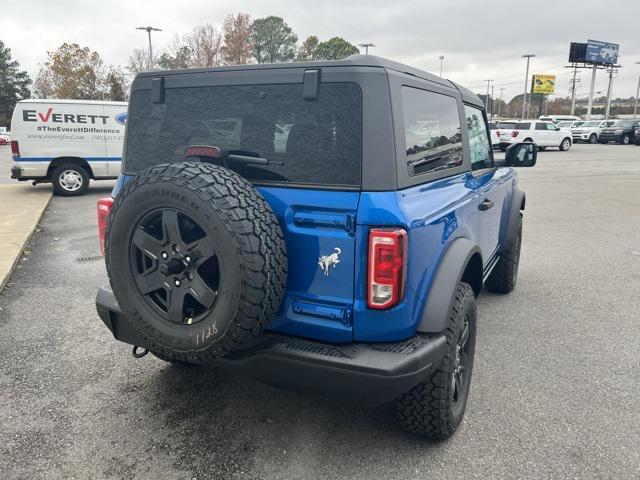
<box><xmin>185</xmin><ymin>24</ymin><xmax>223</xmax><ymax>67</ymax></box>
<box><xmin>221</xmin><ymin>13</ymin><xmax>252</xmax><ymax>65</ymax></box>
<box><xmin>128</xmin><ymin>48</ymin><xmax>152</xmax><ymax>76</ymax></box>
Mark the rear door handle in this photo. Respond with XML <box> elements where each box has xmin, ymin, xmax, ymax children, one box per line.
<box><xmin>478</xmin><ymin>198</ymin><xmax>494</xmax><ymax>211</ymax></box>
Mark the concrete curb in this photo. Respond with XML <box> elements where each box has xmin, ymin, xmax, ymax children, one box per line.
<box><xmin>0</xmin><ymin>186</ymin><xmax>53</xmax><ymax>292</ymax></box>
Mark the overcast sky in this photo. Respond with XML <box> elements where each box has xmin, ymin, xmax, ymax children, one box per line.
<box><xmin>3</xmin><ymin>0</ymin><xmax>639</xmax><ymax>103</ymax></box>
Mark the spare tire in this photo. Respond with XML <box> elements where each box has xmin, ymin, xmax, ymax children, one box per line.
<box><xmin>105</xmin><ymin>162</ymin><xmax>287</xmax><ymax>362</ymax></box>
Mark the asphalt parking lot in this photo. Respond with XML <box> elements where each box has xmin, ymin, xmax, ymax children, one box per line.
<box><xmin>0</xmin><ymin>144</ymin><xmax>639</xmax><ymax>479</ymax></box>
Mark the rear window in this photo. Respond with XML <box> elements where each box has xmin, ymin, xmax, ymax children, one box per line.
<box><xmin>124</xmin><ymin>83</ymin><xmax>362</xmax><ymax>187</ymax></box>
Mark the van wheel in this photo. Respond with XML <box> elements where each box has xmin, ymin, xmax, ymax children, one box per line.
<box><xmin>589</xmin><ymin>133</ymin><xmax>598</xmax><ymax>144</ymax></box>
<box><xmin>396</xmin><ymin>282</ymin><xmax>476</xmax><ymax>439</ymax></box>
<box><xmin>52</xmin><ymin>164</ymin><xmax>90</xmax><ymax>196</ymax></box>
<box><xmin>559</xmin><ymin>138</ymin><xmax>571</xmax><ymax>151</ymax></box>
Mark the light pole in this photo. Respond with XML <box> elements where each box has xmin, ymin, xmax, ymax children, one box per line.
<box><xmin>497</xmin><ymin>87</ymin><xmax>505</xmax><ymax>118</ymax></box>
<box><xmin>439</xmin><ymin>55</ymin><xmax>445</xmax><ymax>77</ymax></box>
<box><xmin>634</xmin><ymin>61</ymin><xmax>640</xmax><ymax>119</ymax></box>
<box><xmin>358</xmin><ymin>43</ymin><xmax>375</xmax><ymax>55</ymax></box>
<box><xmin>136</xmin><ymin>26</ymin><xmax>162</xmax><ymax>68</ymax></box>
<box><xmin>484</xmin><ymin>79</ymin><xmax>493</xmax><ymax>112</ymax></box>
<box><xmin>521</xmin><ymin>54</ymin><xmax>535</xmax><ymax>119</ymax></box>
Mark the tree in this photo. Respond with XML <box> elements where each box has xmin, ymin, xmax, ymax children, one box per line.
<box><xmin>157</xmin><ymin>46</ymin><xmax>192</xmax><ymax>69</ymax></box>
<box><xmin>313</xmin><ymin>37</ymin><xmax>359</xmax><ymax>61</ymax></box>
<box><xmin>128</xmin><ymin>48</ymin><xmax>152</xmax><ymax>76</ymax></box>
<box><xmin>0</xmin><ymin>41</ymin><xmax>31</xmax><ymax>127</ymax></box>
<box><xmin>185</xmin><ymin>24</ymin><xmax>223</xmax><ymax>67</ymax></box>
<box><xmin>221</xmin><ymin>13</ymin><xmax>253</xmax><ymax>65</ymax></box>
<box><xmin>34</xmin><ymin>43</ymin><xmax>104</xmax><ymax>99</ymax></box>
<box><xmin>105</xmin><ymin>68</ymin><xmax>127</xmax><ymax>101</ymax></box>
<box><xmin>251</xmin><ymin>16</ymin><xmax>298</xmax><ymax>64</ymax></box>
<box><xmin>297</xmin><ymin>35</ymin><xmax>319</xmax><ymax>61</ymax></box>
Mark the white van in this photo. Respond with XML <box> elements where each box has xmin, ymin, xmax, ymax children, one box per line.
<box><xmin>10</xmin><ymin>99</ymin><xmax>127</xmax><ymax>196</ymax></box>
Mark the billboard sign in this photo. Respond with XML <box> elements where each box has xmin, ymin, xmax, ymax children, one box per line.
<box><xmin>532</xmin><ymin>74</ymin><xmax>556</xmax><ymax>95</ymax></box>
<box><xmin>585</xmin><ymin>40</ymin><xmax>619</xmax><ymax>65</ymax></box>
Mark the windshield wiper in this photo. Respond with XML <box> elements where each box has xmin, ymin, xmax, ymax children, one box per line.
<box><xmin>185</xmin><ymin>145</ymin><xmax>283</xmax><ymax>166</ymax></box>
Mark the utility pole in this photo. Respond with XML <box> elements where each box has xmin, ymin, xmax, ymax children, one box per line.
<box><xmin>521</xmin><ymin>54</ymin><xmax>535</xmax><ymax>119</ymax></box>
<box><xmin>358</xmin><ymin>43</ymin><xmax>375</xmax><ymax>55</ymax></box>
<box><xmin>634</xmin><ymin>62</ymin><xmax>640</xmax><ymax>118</ymax></box>
<box><xmin>490</xmin><ymin>85</ymin><xmax>494</xmax><ymax>119</ymax></box>
<box><xmin>439</xmin><ymin>55</ymin><xmax>445</xmax><ymax>77</ymax></box>
<box><xmin>484</xmin><ymin>79</ymin><xmax>493</xmax><ymax>112</ymax></box>
<box><xmin>136</xmin><ymin>26</ymin><xmax>162</xmax><ymax>68</ymax></box>
<box><xmin>604</xmin><ymin>66</ymin><xmax>615</xmax><ymax>119</ymax></box>
<box><xmin>570</xmin><ymin>66</ymin><xmax>578</xmax><ymax>115</ymax></box>
<box><xmin>497</xmin><ymin>87</ymin><xmax>505</xmax><ymax>118</ymax></box>
<box><xmin>586</xmin><ymin>63</ymin><xmax>598</xmax><ymax>119</ymax></box>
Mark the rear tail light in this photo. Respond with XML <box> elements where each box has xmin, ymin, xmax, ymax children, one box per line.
<box><xmin>97</xmin><ymin>197</ymin><xmax>114</xmax><ymax>256</ymax></box>
<box><xmin>496</xmin><ymin>130</ymin><xmax>500</xmax><ymax>137</ymax></box>
<box><xmin>367</xmin><ymin>228</ymin><xmax>408</xmax><ymax>310</ymax></box>
<box><xmin>511</xmin><ymin>131</ymin><xmax>519</xmax><ymax>138</ymax></box>
<box><xmin>10</xmin><ymin>141</ymin><xmax>20</xmax><ymax>158</ymax></box>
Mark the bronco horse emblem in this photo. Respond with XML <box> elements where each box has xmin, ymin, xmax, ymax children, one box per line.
<box><xmin>318</xmin><ymin>248</ymin><xmax>341</xmax><ymax>276</ymax></box>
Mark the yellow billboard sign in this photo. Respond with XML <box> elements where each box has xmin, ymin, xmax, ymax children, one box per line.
<box><xmin>532</xmin><ymin>74</ymin><xmax>556</xmax><ymax>94</ymax></box>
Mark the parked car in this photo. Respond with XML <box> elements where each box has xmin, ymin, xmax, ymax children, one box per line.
<box><xmin>488</xmin><ymin>121</ymin><xmax>500</xmax><ymax>147</ymax></box>
<box><xmin>495</xmin><ymin>121</ymin><xmax>518</xmax><ymax>151</ymax></box>
<box><xmin>0</xmin><ymin>127</ymin><xmax>9</xmax><ymax>145</ymax></box>
<box><xmin>95</xmin><ymin>55</ymin><xmax>537</xmax><ymax>439</ymax></box>
<box><xmin>9</xmin><ymin>99</ymin><xmax>127</xmax><ymax>196</ymax></box>
<box><xmin>599</xmin><ymin>119</ymin><xmax>640</xmax><ymax>145</ymax></box>
<box><xmin>571</xmin><ymin>119</ymin><xmax>615</xmax><ymax>144</ymax></box>
<box><xmin>635</xmin><ymin>127</ymin><xmax>640</xmax><ymax>146</ymax></box>
<box><xmin>502</xmin><ymin>120</ymin><xmax>572</xmax><ymax>151</ymax></box>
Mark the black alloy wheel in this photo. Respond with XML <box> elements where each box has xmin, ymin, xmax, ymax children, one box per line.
<box><xmin>451</xmin><ymin>316</ymin><xmax>471</xmax><ymax>411</ymax></box>
<box><xmin>130</xmin><ymin>208</ymin><xmax>219</xmax><ymax>325</ymax></box>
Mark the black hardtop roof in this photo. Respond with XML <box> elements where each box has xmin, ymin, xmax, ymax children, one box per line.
<box><xmin>136</xmin><ymin>55</ymin><xmax>484</xmax><ymax>109</ymax></box>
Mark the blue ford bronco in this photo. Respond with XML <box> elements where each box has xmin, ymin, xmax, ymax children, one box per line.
<box><xmin>95</xmin><ymin>56</ymin><xmax>536</xmax><ymax>439</ymax></box>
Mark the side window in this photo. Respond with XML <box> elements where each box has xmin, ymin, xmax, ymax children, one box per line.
<box><xmin>515</xmin><ymin>122</ymin><xmax>531</xmax><ymax>130</ymax></box>
<box><xmin>401</xmin><ymin>87</ymin><xmax>463</xmax><ymax>177</ymax></box>
<box><xmin>464</xmin><ymin>105</ymin><xmax>492</xmax><ymax>171</ymax></box>
<box><xmin>535</xmin><ymin>122</ymin><xmax>547</xmax><ymax>130</ymax></box>
<box><xmin>547</xmin><ymin>123</ymin><xmax>558</xmax><ymax>130</ymax></box>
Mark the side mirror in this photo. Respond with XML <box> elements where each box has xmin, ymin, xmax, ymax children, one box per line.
<box><xmin>504</xmin><ymin>142</ymin><xmax>536</xmax><ymax>167</ymax></box>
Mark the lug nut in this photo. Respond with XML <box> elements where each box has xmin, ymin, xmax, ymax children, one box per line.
<box><xmin>174</xmin><ymin>280</ymin><xmax>181</xmax><ymax>287</ymax></box>
<box><xmin>185</xmin><ymin>256</ymin><xmax>191</xmax><ymax>263</ymax></box>
<box><xmin>161</xmin><ymin>252</ymin><xmax>168</xmax><ymax>259</ymax></box>
<box><xmin>187</xmin><ymin>273</ymin><xmax>193</xmax><ymax>280</ymax></box>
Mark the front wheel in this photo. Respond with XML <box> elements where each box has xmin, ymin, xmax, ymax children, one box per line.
<box><xmin>621</xmin><ymin>134</ymin><xmax>630</xmax><ymax>145</ymax></box>
<box><xmin>559</xmin><ymin>137</ymin><xmax>571</xmax><ymax>151</ymax></box>
<box><xmin>589</xmin><ymin>133</ymin><xmax>598</xmax><ymax>144</ymax></box>
<box><xmin>51</xmin><ymin>163</ymin><xmax>90</xmax><ymax>196</ymax></box>
<box><xmin>396</xmin><ymin>282</ymin><xmax>476</xmax><ymax>439</ymax></box>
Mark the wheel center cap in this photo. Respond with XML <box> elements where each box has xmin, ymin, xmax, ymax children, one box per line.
<box><xmin>160</xmin><ymin>258</ymin><xmax>186</xmax><ymax>276</ymax></box>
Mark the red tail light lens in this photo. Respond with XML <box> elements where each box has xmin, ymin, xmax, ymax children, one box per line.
<box><xmin>97</xmin><ymin>197</ymin><xmax>114</xmax><ymax>256</ymax></box>
<box><xmin>496</xmin><ymin>130</ymin><xmax>500</xmax><ymax>137</ymax></box>
<box><xmin>367</xmin><ymin>228</ymin><xmax>408</xmax><ymax>310</ymax></box>
<box><xmin>10</xmin><ymin>141</ymin><xmax>20</xmax><ymax>158</ymax></box>
<box><xmin>511</xmin><ymin>131</ymin><xmax>519</xmax><ymax>138</ymax></box>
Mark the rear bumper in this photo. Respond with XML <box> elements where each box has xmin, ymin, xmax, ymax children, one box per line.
<box><xmin>96</xmin><ymin>285</ymin><xmax>447</xmax><ymax>405</ymax></box>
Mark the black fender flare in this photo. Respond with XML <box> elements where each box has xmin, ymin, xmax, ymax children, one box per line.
<box><xmin>417</xmin><ymin>237</ymin><xmax>481</xmax><ymax>333</ymax></box>
<box><xmin>503</xmin><ymin>189</ymin><xmax>525</xmax><ymax>249</ymax></box>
